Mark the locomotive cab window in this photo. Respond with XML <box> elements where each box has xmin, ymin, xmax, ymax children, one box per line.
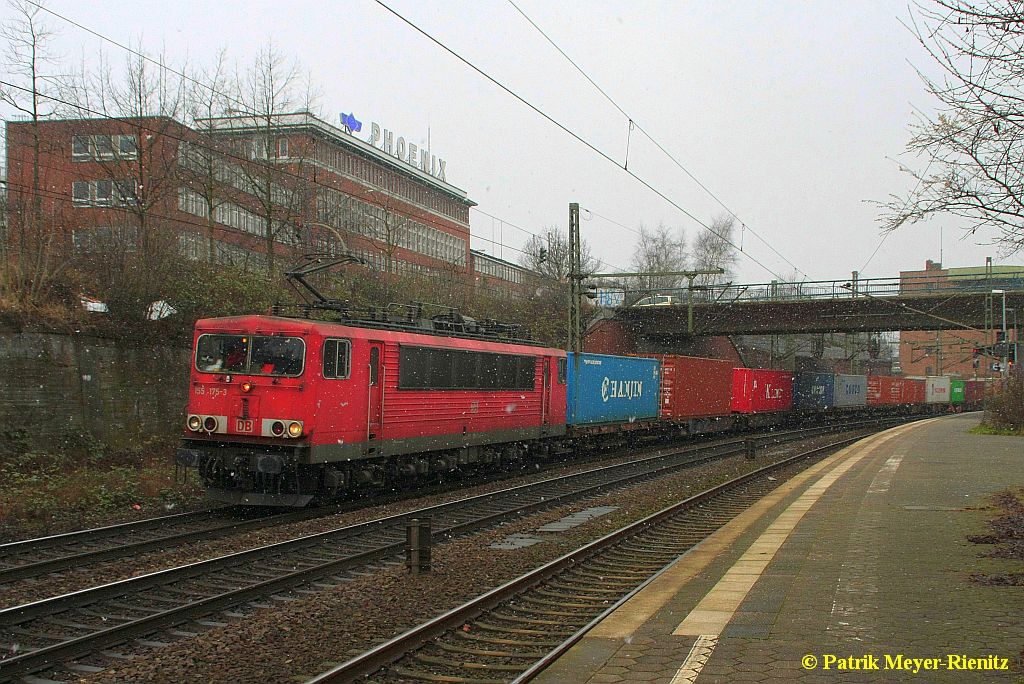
<box><xmin>322</xmin><ymin>339</ymin><xmax>351</xmax><ymax>379</ymax></box>
<box><xmin>557</xmin><ymin>357</ymin><xmax>567</xmax><ymax>385</ymax></box>
<box><xmin>195</xmin><ymin>334</ymin><xmax>305</xmax><ymax>377</ymax></box>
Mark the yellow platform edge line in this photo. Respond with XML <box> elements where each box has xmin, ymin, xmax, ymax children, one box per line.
<box><xmin>587</xmin><ymin>418</ymin><xmax>937</xmax><ymax>639</ymax></box>
<box><xmin>672</xmin><ymin>420</ymin><xmax>938</xmax><ymax>636</ymax></box>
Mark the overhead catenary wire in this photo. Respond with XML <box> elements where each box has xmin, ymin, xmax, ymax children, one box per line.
<box><xmin>470</xmin><ymin>206</ymin><xmax>631</xmax><ymax>274</ymax></box>
<box><xmin>369</xmin><ymin>0</ymin><xmax>790</xmax><ymax>282</ymax></box>
<box><xmin>17</xmin><ymin>0</ymin><xmax>633</xmax><ymax>276</ymax></box>
<box><xmin>504</xmin><ymin>0</ymin><xmax>809</xmax><ymax>280</ymax></box>
<box><xmin>25</xmin><ymin>0</ymin><xmax>784</xmax><ymax>281</ymax></box>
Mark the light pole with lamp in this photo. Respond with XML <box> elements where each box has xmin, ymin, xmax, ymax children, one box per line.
<box><xmin>993</xmin><ymin>289</ymin><xmax>1007</xmax><ymax>382</ymax></box>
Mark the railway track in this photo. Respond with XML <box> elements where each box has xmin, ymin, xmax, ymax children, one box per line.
<box><xmin>0</xmin><ymin>419</ymin><xmax>870</xmax><ymax>588</ymax></box>
<box><xmin>0</xmin><ymin>419</ymin><xmax>904</xmax><ymax>682</ymax></box>
<box><xmin>305</xmin><ymin>428</ymin><xmax>895</xmax><ymax>684</ymax></box>
<box><xmin>0</xmin><ymin>505</ymin><xmax>336</xmax><ymax>586</ymax></box>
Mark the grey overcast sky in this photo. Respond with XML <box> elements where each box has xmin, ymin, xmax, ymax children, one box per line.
<box><xmin>5</xmin><ymin>0</ymin><xmax>1024</xmax><ymax>282</ymax></box>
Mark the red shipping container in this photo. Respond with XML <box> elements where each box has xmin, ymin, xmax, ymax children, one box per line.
<box><xmin>901</xmin><ymin>378</ymin><xmax>926</xmax><ymax>404</ymax></box>
<box><xmin>731</xmin><ymin>368</ymin><xmax>793</xmax><ymax>413</ymax></box>
<box><xmin>643</xmin><ymin>354</ymin><xmax>733</xmax><ymax>418</ymax></box>
<box><xmin>965</xmin><ymin>380</ymin><xmax>986</xmax><ymax>404</ymax></box>
<box><xmin>867</xmin><ymin>376</ymin><xmax>903</xmax><ymax>405</ymax></box>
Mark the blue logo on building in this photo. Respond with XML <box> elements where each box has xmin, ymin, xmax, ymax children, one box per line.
<box><xmin>340</xmin><ymin>112</ymin><xmax>362</xmax><ymax>133</ymax></box>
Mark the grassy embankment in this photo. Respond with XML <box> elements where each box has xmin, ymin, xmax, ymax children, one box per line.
<box><xmin>0</xmin><ymin>431</ymin><xmax>204</xmax><ymax>540</ymax></box>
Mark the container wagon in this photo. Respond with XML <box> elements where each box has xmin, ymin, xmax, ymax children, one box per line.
<box><xmin>902</xmin><ymin>378</ymin><xmax>926</xmax><ymax>405</ymax></box>
<box><xmin>833</xmin><ymin>374</ymin><xmax>868</xmax><ymax>408</ymax></box>
<box><xmin>643</xmin><ymin>354</ymin><xmax>734</xmax><ymax>418</ymax></box>
<box><xmin>566</xmin><ymin>352</ymin><xmax>661</xmax><ymax>427</ymax></box>
<box><xmin>925</xmin><ymin>376</ymin><xmax>952</xmax><ymax>404</ymax></box>
<box><xmin>793</xmin><ymin>372</ymin><xmax>834</xmax><ymax>411</ymax></box>
<box><xmin>731</xmin><ymin>368</ymin><xmax>793</xmax><ymax>414</ymax></box>
<box><xmin>867</xmin><ymin>375</ymin><xmax>904</xmax><ymax>405</ymax></box>
<box><xmin>949</xmin><ymin>379</ymin><xmax>966</xmax><ymax>405</ymax></box>
<box><xmin>964</xmin><ymin>379</ymin><xmax>987</xmax><ymax>406</ymax></box>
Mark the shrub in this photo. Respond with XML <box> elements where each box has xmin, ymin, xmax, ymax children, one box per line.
<box><xmin>983</xmin><ymin>374</ymin><xmax>1024</xmax><ymax>434</ymax></box>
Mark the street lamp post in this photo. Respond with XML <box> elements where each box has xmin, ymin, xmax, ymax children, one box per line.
<box><xmin>993</xmin><ymin>289</ymin><xmax>1007</xmax><ymax>381</ymax></box>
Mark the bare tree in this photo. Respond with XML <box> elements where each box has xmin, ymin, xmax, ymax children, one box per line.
<box><xmin>880</xmin><ymin>1</ymin><xmax>1024</xmax><ymax>253</ymax></box>
<box><xmin>61</xmin><ymin>45</ymin><xmax>187</xmax><ymax>255</ymax></box>
<box><xmin>230</xmin><ymin>42</ymin><xmax>317</xmax><ymax>275</ymax></box>
<box><xmin>519</xmin><ymin>226</ymin><xmax>597</xmax><ymax>282</ymax></box>
<box><xmin>181</xmin><ymin>49</ymin><xmax>235</xmax><ymax>264</ymax></box>
<box><xmin>0</xmin><ymin>0</ymin><xmax>68</xmax><ymax>302</ymax></box>
<box><xmin>692</xmin><ymin>214</ymin><xmax>738</xmax><ymax>288</ymax></box>
<box><xmin>56</xmin><ymin>45</ymin><xmax>191</xmax><ymax>318</ymax></box>
<box><xmin>628</xmin><ymin>222</ymin><xmax>687</xmax><ymax>293</ymax></box>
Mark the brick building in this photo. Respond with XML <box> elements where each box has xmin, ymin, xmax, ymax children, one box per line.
<box><xmin>470</xmin><ymin>249</ymin><xmax>537</xmax><ymax>299</ymax></box>
<box><xmin>3</xmin><ymin>112</ymin><xmax>497</xmax><ymax>288</ymax></box>
<box><xmin>899</xmin><ymin>260</ymin><xmax>1024</xmax><ymax>379</ymax></box>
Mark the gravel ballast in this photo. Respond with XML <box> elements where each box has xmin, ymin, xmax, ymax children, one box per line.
<box><xmin>78</xmin><ymin>430</ymin><xmax>868</xmax><ymax>684</ymax></box>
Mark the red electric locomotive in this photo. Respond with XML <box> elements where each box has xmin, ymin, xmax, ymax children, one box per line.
<box><xmin>178</xmin><ymin>313</ymin><xmax>567</xmax><ymax>505</ymax></box>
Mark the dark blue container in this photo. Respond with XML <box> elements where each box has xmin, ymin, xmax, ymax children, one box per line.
<box><xmin>566</xmin><ymin>353</ymin><xmax>661</xmax><ymax>426</ymax></box>
<box><xmin>793</xmin><ymin>372</ymin><xmax>835</xmax><ymax>410</ymax></box>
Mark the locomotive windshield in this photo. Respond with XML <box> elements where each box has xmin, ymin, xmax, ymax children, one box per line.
<box><xmin>196</xmin><ymin>334</ymin><xmax>305</xmax><ymax>377</ymax></box>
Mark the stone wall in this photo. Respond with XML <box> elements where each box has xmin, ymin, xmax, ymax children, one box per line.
<box><xmin>0</xmin><ymin>332</ymin><xmax>189</xmax><ymax>450</ymax></box>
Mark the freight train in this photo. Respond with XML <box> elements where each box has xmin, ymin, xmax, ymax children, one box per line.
<box><xmin>175</xmin><ymin>312</ymin><xmax>986</xmax><ymax>506</ymax></box>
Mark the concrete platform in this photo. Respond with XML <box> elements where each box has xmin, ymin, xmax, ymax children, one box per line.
<box><xmin>533</xmin><ymin>414</ymin><xmax>1024</xmax><ymax>683</ymax></box>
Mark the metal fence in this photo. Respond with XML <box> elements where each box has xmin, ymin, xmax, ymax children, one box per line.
<box><xmin>642</xmin><ymin>272</ymin><xmax>1024</xmax><ymax>305</ymax></box>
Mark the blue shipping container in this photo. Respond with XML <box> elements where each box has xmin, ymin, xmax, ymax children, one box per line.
<box><xmin>566</xmin><ymin>353</ymin><xmax>661</xmax><ymax>426</ymax></box>
<box><xmin>793</xmin><ymin>372</ymin><xmax>835</xmax><ymax>410</ymax></box>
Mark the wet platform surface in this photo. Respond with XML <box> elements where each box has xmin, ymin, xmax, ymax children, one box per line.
<box><xmin>534</xmin><ymin>414</ymin><xmax>1024</xmax><ymax>683</ymax></box>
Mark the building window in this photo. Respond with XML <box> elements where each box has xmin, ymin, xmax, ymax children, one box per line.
<box><xmin>250</xmin><ymin>137</ymin><xmax>267</xmax><ymax>159</ymax></box>
<box><xmin>115</xmin><ymin>179</ymin><xmax>136</xmax><ymax>205</ymax></box>
<box><xmin>71</xmin><ymin>134</ymin><xmax>139</xmax><ymax>161</ymax></box>
<box><xmin>72</xmin><ymin>135</ymin><xmax>90</xmax><ymax>160</ymax></box>
<box><xmin>72</xmin><ymin>181</ymin><xmax>90</xmax><ymax>206</ymax></box>
<box><xmin>73</xmin><ymin>179</ymin><xmax>135</xmax><ymax>207</ymax></box>
<box><xmin>178</xmin><ymin>187</ymin><xmax>210</xmax><ymax>218</ymax></box>
<box><xmin>278</xmin><ymin>137</ymin><xmax>289</xmax><ymax>158</ymax></box>
<box><xmin>93</xmin><ymin>180</ymin><xmax>113</xmax><ymax>206</ymax></box>
<box><xmin>119</xmin><ymin>135</ymin><xmax>138</xmax><ymax>158</ymax></box>
<box><xmin>72</xmin><ymin>225</ymin><xmax>138</xmax><ymax>252</ymax></box>
<box><xmin>94</xmin><ymin>135</ymin><xmax>114</xmax><ymax>159</ymax></box>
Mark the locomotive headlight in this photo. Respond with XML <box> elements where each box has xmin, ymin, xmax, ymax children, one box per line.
<box><xmin>241</xmin><ymin>381</ymin><xmax>253</xmax><ymax>393</ymax></box>
<box><xmin>203</xmin><ymin>416</ymin><xmax>218</xmax><ymax>432</ymax></box>
<box><xmin>187</xmin><ymin>415</ymin><xmax>202</xmax><ymax>431</ymax></box>
<box><xmin>271</xmin><ymin>420</ymin><xmax>285</xmax><ymax>436</ymax></box>
<box><xmin>287</xmin><ymin>421</ymin><xmax>303</xmax><ymax>438</ymax></box>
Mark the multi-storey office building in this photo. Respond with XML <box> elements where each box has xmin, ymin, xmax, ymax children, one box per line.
<box><xmin>4</xmin><ymin>112</ymin><xmax>484</xmax><ymax>284</ymax></box>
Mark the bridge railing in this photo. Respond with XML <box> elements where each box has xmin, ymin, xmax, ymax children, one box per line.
<box><xmin>639</xmin><ymin>272</ymin><xmax>1024</xmax><ymax>305</ymax></box>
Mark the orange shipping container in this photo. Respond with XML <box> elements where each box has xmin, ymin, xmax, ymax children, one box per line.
<box><xmin>660</xmin><ymin>355</ymin><xmax>734</xmax><ymax>418</ymax></box>
<box><xmin>867</xmin><ymin>375</ymin><xmax>903</xmax><ymax>405</ymax></box>
<box><xmin>901</xmin><ymin>378</ymin><xmax>926</xmax><ymax>404</ymax></box>
<box><xmin>629</xmin><ymin>354</ymin><xmax>734</xmax><ymax>418</ymax></box>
